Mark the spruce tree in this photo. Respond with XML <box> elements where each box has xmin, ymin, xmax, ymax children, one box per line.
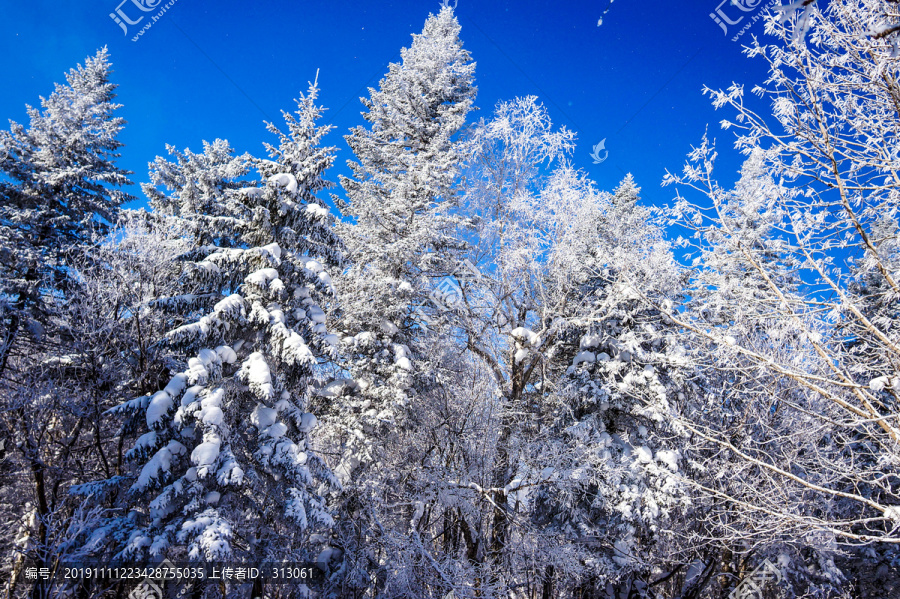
<box><xmin>0</xmin><ymin>47</ymin><xmax>134</xmax><ymax>379</ymax></box>
<box><xmin>84</xmin><ymin>84</ymin><xmax>342</xmax><ymax>595</ymax></box>
<box><xmin>324</xmin><ymin>6</ymin><xmax>476</xmax><ymax>593</ymax></box>
<box><xmin>535</xmin><ymin>174</ymin><xmax>693</xmax><ymax>595</ymax></box>
<box><xmin>0</xmin><ymin>48</ymin><xmax>134</xmax><ymax>595</ymax></box>
<box><xmin>336</xmin><ymin>4</ymin><xmax>476</xmax><ymax>338</ymax></box>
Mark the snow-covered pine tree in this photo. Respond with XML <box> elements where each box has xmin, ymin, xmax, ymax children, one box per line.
<box><xmin>323</xmin><ymin>6</ymin><xmax>476</xmax><ymax>594</ymax></box>
<box><xmin>335</xmin><ymin>3</ymin><xmax>475</xmax><ymax>337</ymax></box>
<box><xmin>531</xmin><ymin>173</ymin><xmax>695</xmax><ymax>597</ymax></box>
<box><xmin>83</xmin><ymin>83</ymin><xmax>342</xmax><ymax>595</ymax></box>
<box><xmin>0</xmin><ymin>48</ymin><xmax>135</xmax><ymax>597</ymax></box>
<box><xmin>0</xmin><ymin>46</ymin><xmax>134</xmax><ymax>380</ymax></box>
<box><xmin>435</xmin><ymin>100</ymin><xmax>692</xmax><ymax>596</ymax></box>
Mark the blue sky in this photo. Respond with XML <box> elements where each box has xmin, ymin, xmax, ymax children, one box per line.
<box><xmin>0</xmin><ymin>0</ymin><xmax>778</xmax><ymax>210</ymax></box>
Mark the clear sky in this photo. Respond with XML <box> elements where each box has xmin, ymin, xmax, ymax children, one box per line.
<box><xmin>0</xmin><ymin>0</ymin><xmax>779</xmax><ymax>210</ymax></box>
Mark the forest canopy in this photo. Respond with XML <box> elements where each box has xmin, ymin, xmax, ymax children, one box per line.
<box><xmin>1</xmin><ymin>1</ymin><xmax>900</xmax><ymax>598</ymax></box>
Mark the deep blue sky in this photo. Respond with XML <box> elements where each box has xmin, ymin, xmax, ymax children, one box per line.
<box><xmin>0</xmin><ymin>0</ymin><xmax>777</xmax><ymax>210</ymax></box>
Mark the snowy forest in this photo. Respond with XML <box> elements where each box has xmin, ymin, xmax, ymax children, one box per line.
<box><xmin>1</xmin><ymin>1</ymin><xmax>900</xmax><ymax>598</ymax></box>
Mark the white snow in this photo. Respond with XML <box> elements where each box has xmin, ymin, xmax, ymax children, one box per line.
<box><xmin>307</xmin><ymin>305</ymin><xmax>326</xmax><ymax>324</ymax></box>
<box><xmin>268</xmin><ymin>172</ymin><xmax>298</xmax><ymax>193</ymax></box>
<box><xmin>246</xmin><ymin>268</ymin><xmax>281</xmax><ymax>289</ymax></box>
<box><xmin>213</xmin><ymin>294</ymin><xmax>244</xmax><ymax>318</ymax></box>
<box><xmin>133</xmin><ymin>440</ymin><xmax>187</xmax><ymax>491</ymax></box>
<box><xmin>636</xmin><ymin>446</ymin><xmax>653</xmax><ymax>464</ymax></box>
<box><xmin>215</xmin><ymin>345</ymin><xmax>237</xmax><ymax>364</ymax></box>
<box><xmin>504</xmin><ymin>478</ymin><xmax>523</xmax><ymax>494</ymax></box>
<box><xmin>305</xmin><ymin>203</ymin><xmax>330</xmax><ymax>219</ymax></box>
<box><xmin>252</xmin><ymin>404</ymin><xmax>278</xmax><ymax>429</ymax></box>
<box><xmin>277</xmin><ymin>327</ymin><xmax>315</xmax><ymax>365</ymax></box>
<box><xmin>127</xmin><ymin>431</ymin><xmax>158</xmax><ymax>459</ymax></box>
<box><xmin>181</xmin><ymin>386</ymin><xmax>202</xmax><ymax>408</ymax></box>
<box><xmin>870</xmin><ymin>376</ymin><xmax>889</xmax><ymax>391</ymax></box>
<box><xmin>580</xmin><ymin>334</ymin><xmax>602</xmax><ymax>349</ymax></box>
<box><xmin>187</xmin><ymin>358</ymin><xmax>209</xmax><ymax>385</ymax></box>
<box><xmin>656</xmin><ymin>450</ymin><xmax>679</xmax><ymax>472</ymax></box>
<box><xmin>354</xmin><ymin>332</ymin><xmax>376</xmax><ymax>345</ymax></box>
<box><xmin>299</xmin><ymin>412</ymin><xmax>318</xmax><ymax>433</ymax></box>
<box><xmin>262</xmin><ymin>242</ymin><xmax>282</xmax><ymax>261</ymax></box>
<box><xmin>265</xmin><ymin>422</ymin><xmax>288</xmax><ymax>438</ymax></box>
<box><xmin>163</xmin><ymin>373</ymin><xmax>187</xmax><ymax>397</ymax></box>
<box><xmin>572</xmin><ymin>351</ymin><xmax>596</xmax><ymax>366</ymax></box>
<box><xmin>201</xmin><ymin>406</ymin><xmax>224</xmax><ymax>427</ymax></box>
<box><xmin>240</xmin><ymin>352</ymin><xmax>274</xmax><ymax>400</ymax></box>
<box><xmin>885</xmin><ymin>506</ymin><xmax>900</xmax><ymax>524</ymax></box>
<box><xmin>381</xmin><ymin>319</ymin><xmax>399</xmax><ymax>335</ymax></box>
<box><xmin>510</xmin><ymin>327</ymin><xmax>539</xmax><ymax>346</ymax></box>
<box><xmin>146</xmin><ymin>391</ymin><xmax>173</xmax><ymax>428</ymax></box>
<box><xmin>241</xmin><ymin>187</ymin><xmax>265</xmax><ymax>198</ymax></box>
<box><xmin>191</xmin><ymin>440</ymin><xmax>221</xmax><ymax>468</ymax></box>
<box><xmin>612</xmin><ymin>539</ymin><xmax>632</xmax><ymax>566</ymax></box>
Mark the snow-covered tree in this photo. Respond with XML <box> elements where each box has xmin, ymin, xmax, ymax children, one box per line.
<box><xmin>349</xmin><ymin>96</ymin><xmax>694</xmax><ymax>597</ymax></box>
<box><xmin>0</xmin><ymin>47</ymin><xmax>134</xmax><ymax>380</ymax></box>
<box><xmin>6</xmin><ymin>2</ymin><xmax>900</xmax><ymax>597</ymax></box>
<box><xmin>660</xmin><ymin>0</ymin><xmax>900</xmax><ymax>593</ymax></box>
<box><xmin>524</xmin><ymin>172</ymin><xmax>697</xmax><ymax>597</ymax></box>
<box><xmin>1</xmin><ymin>214</ymin><xmax>193</xmax><ymax>598</ymax></box>
<box><xmin>323</xmin><ymin>6</ymin><xmax>476</xmax><ymax>595</ymax></box>
<box><xmin>82</xmin><ymin>82</ymin><xmax>343</xmax><ymax>597</ymax></box>
<box><xmin>463</xmin><ymin>104</ymin><xmax>695</xmax><ymax>593</ymax></box>
<box><xmin>0</xmin><ymin>48</ymin><xmax>136</xmax><ymax>597</ymax></box>
<box><xmin>335</xmin><ymin>3</ymin><xmax>476</xmax><ymax>336</ymax></box>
